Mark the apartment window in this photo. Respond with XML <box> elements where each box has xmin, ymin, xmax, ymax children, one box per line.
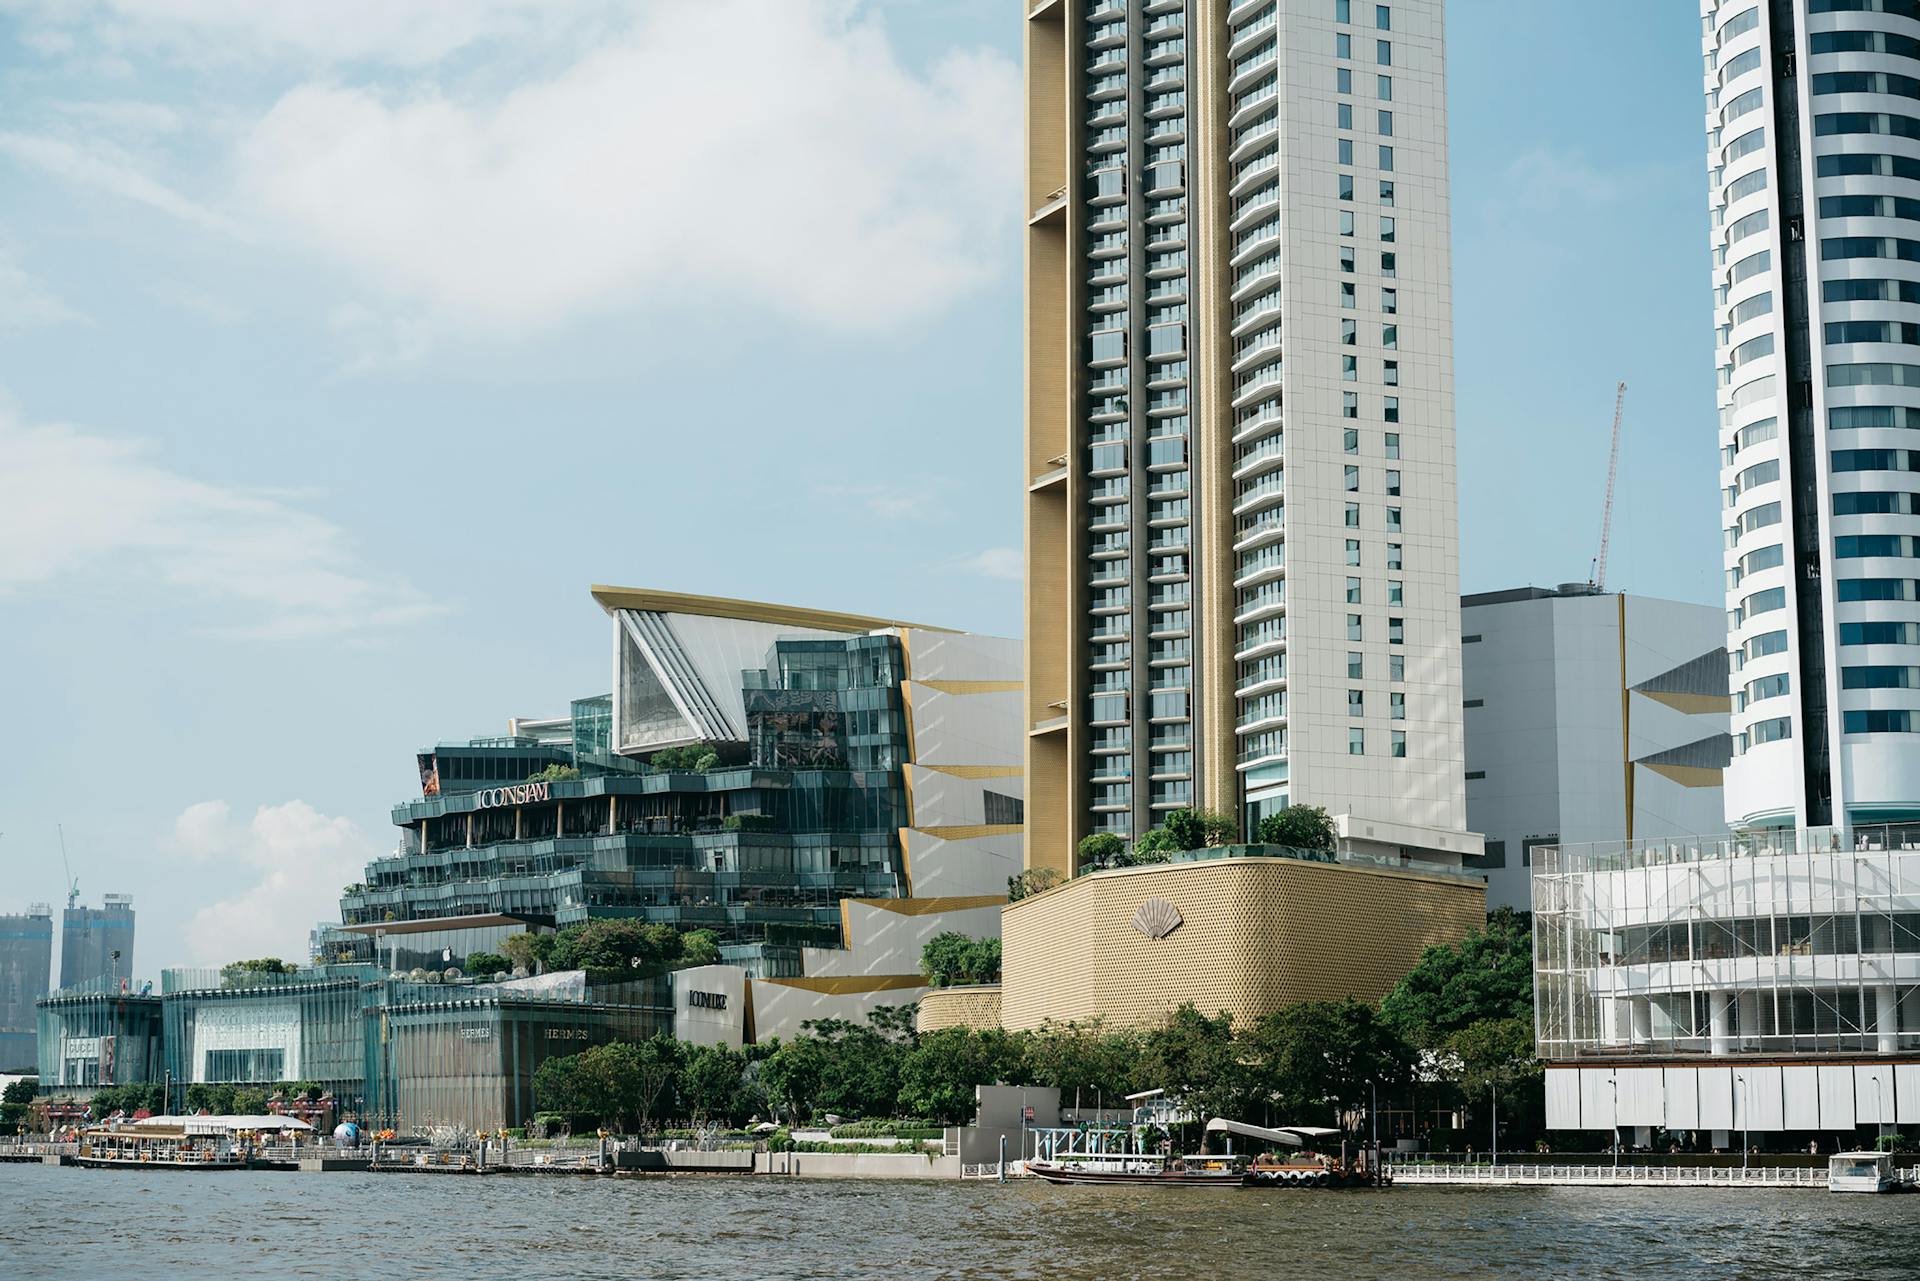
<box><xmin>1388</xmin><ymin>616</ymin><xmax>1405</xmax><ymax>644</ymax></box>
<box><xmin>1344</xmin><ymin>354</ymin><xmax>1358</xmax><ymax>381</ymax></box>
<box><xmin>1348</xmin><ymin>652</ymin><xmax>1364</xmax><ymax>679</ymax></box>
<box><xmin>1346</xmin><ymin>503</ymin><xmax>1361</xmax><ymax>527</ymax></box>
<box><xmin>1378</xmin><ymin>110</ymin><xmax>1394</xmax><ymax>137</ymax></box>
<box><xmin>1389</xmin><ymin>653</ymin><xmax>1405</xmax><ymax>681</ymax></box>
<box><xmin>1384</xmin><ymin>396</ymin><xmax>1400</xmax><ymax>423</ymax></box>
<box><xmin>1344</xmin><ymin>393</ymin><xmax>1359</xmax><ymax>420</ymax></box>
<box><xmin>1341</xmin><ymin>209</ymin><xmax>1356</xmax><ymax>236</ymax></box>
<box><xmin>1383</xmin><ymin>361</ymin><xmax>1399</xmax><ymax>386</ymax></box>
<box><xmin>1387</xmin><ymin>542</ymin><xmax>1402</xmax><ymax>569</ymax></box>
<box><xmin>1345</xmin><ymin>464</ymin><xmax>1361</xmax><ymax>492</ymax></box>
<box><xmin>1383</xmin><ymin>323</ymin><xmax>1398</xmax><ymax>349</ymax></box>
<box><xmin>1390</xmin><ymin>691</ymin><xmax>1405</xmax><ymax>720</ymax></box>
<box><xmin>1342</xmin><ymin>281</ymin><xmax>1356</xmax><ymax>308</ymax></box>
<box><xmin>1391</xmin><ymin>730</ymin><xmax>1406</xmax><ymax>758</ymax></box>
<box><xmin>1347</xmin><ymin>613</ymin><xmax>1364</xmax><ymax>641</ymax></box>
<box><xmin>1376</xmin><ymin>5</ymin><xmax>1391</xmax><ymax>29</ymax></box>
<box><xmin>1380</xmin><ymin>180</ymin><xmax>1395</xmax><ymax>205</ymax></box>
<box><xmin>1339</xmin><ymin>173</ymin><xmax>1355</xmax><ymax>200</ymax></box>
<box><xmin>1380</xmin><ymin>145</ymin><xmax>1394</xmax><ymax>170</ymax></box>
<box><xmin>1378</xmin><ymin>74</ymin><xmax>1393</xmax><ymax>100</ymax></box>
<box><xmin>1388</xmin><ymin>579</ymin><xmax>1403</xmax><ymax>605</ymax></box>
<box><xmin>1380</xmin><ymin>216</ymin><xmax>1396</xmax><ymax>242</ymax></box>
<box><xmin>1350</xmin><ymin>728</ymin><xmax>1366</xmax><ymax>755</ymax></box>
<box><xmin>1337</xmin><ymin>67</ymin><xmax>1353</xmax><ymax>94</ymax></box>
<box><xmin>1342</xmin><ymin>318</ymin><xmax>1358</xmax><ymax>345</ymax></box>
<box><xmin>1385</xmin><ymin>432</ymin><xmax>1400</xmax><ymax>458</ymax></box>
<box><xmin>1346</xmin><ymin>576</ymin><xmax>1363</xmax><ymax>604</ymax></box>
<box><xmin>1344</xmin><ymin>427</ymin><xmax>1360</xmax><ymax>453</ymax></box>
<box><xmin>1341</xmin><ymin>246</ymin><xmax>1356</xmax><ymax>272</ymax></box>
<box><xmin>1386</xmin><ymin>469</ymin><xmax>1401</xmax><ymax>496</ymax></box>
<box><xmin>1338</xmin><ymin>103</ymin><xmax>1354</xmax><ymax>130</ymax></box>
<box><xmin>1336</xmin><ymin>0</ymin><xmax>1351</xmax><ymax>20</ymax></box>
<box><xmin>1386</xmin><ymin>506</ymin><xmax>1403</xmax><ymax>531</ymax></box>
<box><xmin>1377</xmin><ymin>39</ymin><xmax>1391</xmax><ymax>64</ymax></box>
<box><xmin>1349</xmin><ymin>689</ymin><xmax>1366</xmax><ymax>716</ymax></box>
<box><xmin>1382</xmin><ymin>288</ymin><xmax>1398</xmax><ymax>313</ymax></box>
<box><xmin>1339</xmin><ymin>139</ymin><xmax>1354</xmax><ymax>166</ymax></box>
<box><xmin>1381</xmin><ymin>251</ymin><xmax>1397</xmax><ymax>277</ymax></box>
<box><xmin>1337</xmin><ymin>32</ymin><xmax>1351</xmax><ymax>58</ymax></box>
<box><xmin>1346</xmin><ymin>538</ymin><xmax>1362</xmax><ymax>566</ymax></box>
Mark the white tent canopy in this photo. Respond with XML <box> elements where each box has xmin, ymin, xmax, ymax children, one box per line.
<box><xmin>130</xmin><ymin>1115</ymin><xmax>315</xmax><ymax>1135</ymax></box>
<box><xmin>1204</xmin><ymin>1117</ymin><xmax>1341</xmax><ymax>1149</ymax></box>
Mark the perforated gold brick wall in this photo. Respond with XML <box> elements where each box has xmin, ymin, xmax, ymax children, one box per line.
<box><xmin>1000</xmin><ymin>857</ymin><xmax>1485</xmax><ymax>1031</ymax></box>
<box><xmin>915</xmin><ymin>985</ymin><xmax>1004</xmax><ymax>1034</ymax></box>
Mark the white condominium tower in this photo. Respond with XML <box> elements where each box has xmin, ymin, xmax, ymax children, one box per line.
<box><xmin>1706</xmin><ymin>0</ymin><xmax>1920</xmax><ymax>829</ymax></box>
<box><xmin>1022</xmin><ymin>0</ymin><xmax>1475</xmax><ymax>872</ymax></box>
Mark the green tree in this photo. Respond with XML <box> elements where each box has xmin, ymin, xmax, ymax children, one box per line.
<box><xmin>1246</xmin><ymin>998</ymin><xmax>1415</xmax><ymax>1128</ymax></box>
<box><xmin>533</xmin><ymin>1051</ymin><xmax>600</xmax><ymax>1126</ymax></box>
<box><xmin>1165</xmin><ymin>806</ymin><xmax>1238</xmax><ymax>850</ymax></box>
<box><xmin>679</xmin><ymin>929</ymin><xmax>721</xmax><ymax>969</ymax></box>
<box><xmin>1130</xmin><ymin>827</ymin><xmax>1181</xmax><ymax>862</ymax></box>
<box><xmin>1024</xmin><ymin>1022</ymin><xmax>1143</xmax><ymax>1103</ymax></box>
<box><xmin>758</xmin><ymin>1036</ymin><xmax>828</xmax><ymax>1124</ymax></box>
<box><xmin>464</xmin><ymin>951</ymin><xmax>513</xmax><ymax>979</ymax></box>
<box><xmin>1076</xmin><ymin>832</ymin><xmax>1126</xmax><ymax>870</ymax></box>
<box><xmin>897</xmin><ymin>1027</ymin><xmax>1030</xmax><ymax>1124</ymax></box>
<box><xmin>221</xmin><ymin>957</ymin><xmax>297</xmax><ymax>986</ymax></box>
<box><xmin>919</xmin><ymin>932</ymin><xmax>1002</xmax><ymax>987</ymax></box>
<box><xmin>1380</xmin><ymin>907</ymin><xmax>1534</xmax><ymax>1047</ymax></box>
<box><xmin>230</xmin><ymin>1087</ymin><xmax>268</xmax><ymax>1115</ymax></box>
<box><xmin>0</xmin><ymin>1077</ymin><xmax>37</xmax><ymax>1133</ymax></box>
<box><xmin>1138</xmin><ymin>1004</ymin><xmax>1249</xmax><ymax>1123</ymax></box>
<box><xmin>1255</xmin><ymin>804</ymin><xmax>1337</xmax><ymax>851</ymax></box>
<box><xmin>499</xmin><ymin>930</ymin><xmax>556</xmax><ymax>973</ymax></box>
<box><xmin>1007</xmin><ymin>867</ymin><xmax>1062</xmax><ymax>900</ymax></box>
<box><xmin>650</xmin><ymin>744</ymin><xmax>723</xmax><ymax>772</ymax></box>
<box><xmin>681</xmin><ymin>1044</ymin><xmax>750</xmax><ymax>1125</ymax></box>
<box><xmin>529</xmin><ymin>763</ymin><xmax>581</xmax><ymax>782</ymax></box>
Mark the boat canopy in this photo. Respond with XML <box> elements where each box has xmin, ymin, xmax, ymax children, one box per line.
<box><xmin>130</xmin><ymin>1115</ymin><xmax>315</xmax><ymax>1134</ymax></box>
<box><xmin>1204</xmin><ymin>1118</ymin><xmax>1341</xmax><ymax>1149</ymax></box>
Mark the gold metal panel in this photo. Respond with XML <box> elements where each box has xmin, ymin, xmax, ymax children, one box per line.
<box><xmin>916</xmin><ymin>984</ymin><xmax>1004</xmax><ymax>1033</ymax></box>
<box><xmin>588</xmin><ymin>586</ymin><xmax>946</xmax><ymax>633</ymax></box>
<box><xmin>1000</xmin><ymin>858</ymin><xmax>1486</xmax><ymax>1032</ymax></box>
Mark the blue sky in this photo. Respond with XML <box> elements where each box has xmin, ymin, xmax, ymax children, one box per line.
<box><xmin>0</xmin><ymin>0</ymin><xmax>1714</xmax><ymax>972</ymax></box>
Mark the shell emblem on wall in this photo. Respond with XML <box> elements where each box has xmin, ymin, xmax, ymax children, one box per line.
<box><xmin>1130</xmin><ymin>896</ymin><xmax>1183</xmax><ymax>940</ymax></box>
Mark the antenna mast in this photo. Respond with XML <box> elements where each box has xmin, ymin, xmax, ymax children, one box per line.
<box><xmin>59</xmin><ymin>823</ymin><xmax>77</xmax><ymax>910</ymax></box>
<box><xmin>1591</xmin><ymin>381</ymin><xmax>1627</xmax><ymax>592</ymax></box>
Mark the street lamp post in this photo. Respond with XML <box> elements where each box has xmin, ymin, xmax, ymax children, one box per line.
<box><xmin>1491</xmin><ymin>1082</ymin><xmax>1499</xmax><ymax>1167</ymax></box>
<box><xmin>1609</xmin><ymin>1076</ymin><xmax>1619</xmax><ymax>1170</ymax></box>
<box><xmin>1735</xmin><ymin>1072</ymin><xmax>1750</xmax><ymax>1170</ymax></box>
<box><xmin>1370</xmin><ymin>1079</ymin><xmax>1379</xmax><ymax>1178</ymax></box>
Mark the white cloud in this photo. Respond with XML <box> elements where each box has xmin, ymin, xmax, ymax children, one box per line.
<box><xmin>171</xmin><ymin>800</ymin><xmax>375</xmax><ymax>965</ymax></box>
<box><xmin>234</xmin><ymin>0</ymin><xmax>1019</xmax><ymax>334</ymax></box>
<box><xmin>0</xmin><ymin>403</ymin><xmax>441</xmax><ymax>638</ymax></box>
<box><xmin>0</xmin><ymin>131</ymin><xmax>239</xmax><ymax>235</ymax></box>
<box><xmin>955</xmin><ymin>546</ymin><xmax>1021</xmax><ymax>582</ymax></box>
<box><xmin>0</xmin><ymin>250</ymin><xmax>84</xmax><ymax>330</ymax></box>
<box><xmin>325</xmin><ymin>301</ymin><xmax>433</xmax><ymax>373</ymax></box>
<box><xmin>1</xmin><ymin>0</ymin><xmax>597</xmax><ymax>69</ymax></box>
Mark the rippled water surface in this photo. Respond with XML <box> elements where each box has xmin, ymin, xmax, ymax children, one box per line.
<box><xmin>4</xmin><ymin>1165</ymin><xmax>1918</xmax><ymax>1280</ymax></box>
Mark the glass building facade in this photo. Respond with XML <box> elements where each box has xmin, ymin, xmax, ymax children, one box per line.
<box><xmin>35</xmin><ymin>981</ymin><xmax>164</xmax><ymax>1090</ymax></box>
<box><xmin>160</xmin><ymin>967</ymin><xmax>371</xmax><ymax>1107</ymax></box>
<box><xmin>339</xmin><ymin>633</ymin><xmax>914</xmax><ymax>976</ymax></box>
<box><xmin>60</xmin><ymin>895</ymin><xmax>134</xmax><ymax>990</ymax></box>
<box><xmin>0</xmin><ymin>905</ymin><xmax>53</xmax><ymax>1072</ymax></box>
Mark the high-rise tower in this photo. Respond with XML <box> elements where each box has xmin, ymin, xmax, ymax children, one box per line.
<box><xmin>1023</xmin><ymin>0</ymin><xmax>1473</xmax><ymax>871</ymax></box>
<box><xmin>0</xmin><ymin>905</ymin><xmax>53</xmax><ymax>1071</ymax></box>
<box><xmin>1705</xmin><ymin>0</ymin><xmax>1920</xmax><ymax>829</ymax></box>
<box><xmin>60</xmin><ymin>894</ymin><xmax>134</xmax><ymax>990</ymax></box>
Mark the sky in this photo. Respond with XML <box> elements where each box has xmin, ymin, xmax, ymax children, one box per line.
<box><xmin>0</xmin><ymin>1</ymin><xmax>1717</xmax><ymax>976</ymax></box>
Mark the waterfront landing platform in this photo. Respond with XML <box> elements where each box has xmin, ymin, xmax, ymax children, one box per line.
<box><xmin>1393</xmin><ymin>1163</ymin><xmax>1833</xmax><ymax>1188</ymax></box>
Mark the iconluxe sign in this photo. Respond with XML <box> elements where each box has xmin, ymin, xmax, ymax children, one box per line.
<box><xmin>686</xmin><ymin>990</ymin><xmax>729</xmax><ymax>1011</ymax></box>
<box><xmin>473</xmin><ymin>780</ymin><xmax>551</xmax><ymax>810</ymax></box>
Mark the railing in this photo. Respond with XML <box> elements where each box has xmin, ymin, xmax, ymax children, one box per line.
<box><xmin>1392</xmin><ymin>1162</ymin><xmax>1827</xmax><ymax>1187</ymax></box>
<box><xmin>0</xmin><ymin>1141</ymin><xmax>78</xmax><ymax>1157</ymax></box>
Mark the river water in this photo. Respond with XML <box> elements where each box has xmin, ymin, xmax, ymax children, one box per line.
<box><xmin>3</xmin><ymin>1165</ymin><xmax>1916</xmax><ymax>1280</ymax></box>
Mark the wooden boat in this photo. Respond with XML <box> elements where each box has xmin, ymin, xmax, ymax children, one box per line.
<box><xmin>77</xmin><ymin>1123</ymin><xmax>244</xmax><ymax>1170</ymax></box>
<box><xmin>1026</xmin><ymin>1153</ymin><xmax>1244</xmax><ymax>1187</ymax></box>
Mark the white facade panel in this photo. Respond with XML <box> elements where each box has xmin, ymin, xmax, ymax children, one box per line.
<box><xmin>1665</xmin><ymin>1067</ymin><xmax>1700</xmax><ymax>1131</ymax></box>
<box><xmin>1818</xmin><ymin>1064</ymin><xmax>1857</xmax><ymax>1131</ymax></box>
<box><xmin>1856</xmin><ymin>1064</ymin><xmax>1896</xmax><ymax>1126</ymax></box>
<box><xmin>1697</xmin><ymin>1065</ymin><xmax>1735</xmax><ymax>1131</ymax></box>
<box><xmin>1545</xmin><ymin>1067</ymin><xmax>1583</xmax><ymax>1130</ymax></box>
<box><xmin>1617</xmin><ymin>1067</ymin><xmax>1667</xmax><ymax>1127</ymax></box>
<box><xmin>1781</xmin><ymin>1066</ymin><xmax>1820</xmax><ymax>1131</ymax></box>
<box><xmin>1578</xmin><ymin>1066</ymin><xmax>1618</xmax><ymax>1130</ymax></box>
<box><xmin>1897</xmin><ymin>1063</ymin><xmax>1920</xmax><ymax>1125</ymax></box>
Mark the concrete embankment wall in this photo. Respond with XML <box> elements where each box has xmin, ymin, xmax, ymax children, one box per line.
<box><xmin>754</xmin><ymin>1152</ymin><xmax>960</xmax><ymax>1179</ymax></box>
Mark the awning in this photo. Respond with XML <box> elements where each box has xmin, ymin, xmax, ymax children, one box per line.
<box><xmin>1203</xmin><ymin>1118</ymin><xmax>1341</xmax><ymax>1148</ymax></box>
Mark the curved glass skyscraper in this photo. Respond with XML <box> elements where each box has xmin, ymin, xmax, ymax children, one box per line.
<box><xmin>1709</xmin><ymin>0</ymin><xmax>1920</xmax><ymax>829</ymax></box>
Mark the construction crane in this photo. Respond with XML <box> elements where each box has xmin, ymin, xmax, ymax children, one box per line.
<box><xmin>1589</xmin><ymin>381</ymin><xmax>1627</xmax><ymax>593</ymax></box>
<box><xmin>59</xmin><ymin>823</ymin><xmax>77</xmax><ymax>910</ymax></box>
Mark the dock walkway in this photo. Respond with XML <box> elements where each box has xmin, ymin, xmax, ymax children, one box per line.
<box><xmin>1391</xmin><ymin>1162</ymin><xmax>1829</xmax><ymax>1188</ymax></box>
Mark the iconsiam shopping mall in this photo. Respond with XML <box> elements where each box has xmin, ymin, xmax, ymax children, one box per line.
<box><xmin>1535</xmin><ymin>827</ymin><xmax>1920</xmax><ymax>1146</ymax></box>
